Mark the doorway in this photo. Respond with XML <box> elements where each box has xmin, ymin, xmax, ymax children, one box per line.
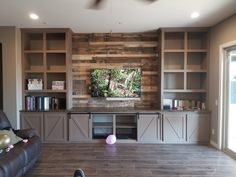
<box><xmin>0</xmin><ymin>44</ymin><xmax>2</xmax><ymax>110</ymax></box>
<box><xmin>223</xmin><ymin>47</ymin><xmax>236</xmax><ymax>157</ymax></box>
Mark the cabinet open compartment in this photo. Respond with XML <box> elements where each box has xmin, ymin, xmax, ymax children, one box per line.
<box><xmin>24</xmin><ymin>53</ymin><xmax>44</xmax><ymax>71</ymax></box>
<box><xmin>164</xmin><ymin>32</ymin><xmax>185</xmax><ymax>50</ymax></box>
<box><xmin>187</xmin><ymin>32</ymin><xmax>208</xmax><ymax>50</ymax></box>
<box><xmin>164</xmin><ymin>52</ymin><xmax>184</xmax><ymax>70</ymax></box>
<box><xmin>187</xmin><ymin>72</ymin><xmax>207</xmax><ymax>90</ymax></box>
<box><xmin>46</xmin><ymin>33</ymin><xmax>66</xmax><ymax>50</ymax></box>
<box><xmin>164</xmin><ymin>72</ymin><xmax>184</xmax><ymax>90</ymax></box>
<box><xmin>164</xmin><ymin>92</ymin><xmax>206</xmax><ymax>101</ymax></box>
<box><xmin>187</xmin><ymin>52</ymin><xmax>207</xmax><ymax>70</ymax></box>
<box><xmin>92</xmin><ymin>114</ymin><xmax>113</xmax><ymax>139</ymax></box>
<box><xmin>116</xmin><ymin>114</ymin><xmax>137</xmax><ymax>140</ymax></box>
<box><xmin>46</xmin><ymin>73</ymin><xmax>66</xmax><ymax>90</ymax></box>
<box><xmin>46</xmin><ymin>53</ymin><xmax>66</xmax><ymax>71</ymax></box>
<box><xmin>24</xmin><ymin>73</ymin><xmax>44</xmax><ymax>90</ymax></box>
<box><xmin>24</xmin><ymin>33</ymin><xmax>43</xmax><ymax>50</ymax></box>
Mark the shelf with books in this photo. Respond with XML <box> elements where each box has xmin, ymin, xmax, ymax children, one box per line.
<box><xmin>21</xmin><ymin>29</ymin><xmax>71</xmax><ymax>111</ymax></box>
<box><xmin>24</xmin><ymin>95</ymin><xmax>66</xmax><ymax>111</ymax></box>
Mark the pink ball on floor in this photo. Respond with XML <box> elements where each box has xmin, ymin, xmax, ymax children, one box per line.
<box><xmin>106</xmin><ymin>135</ymin><xmax>116</xmax><ymax>145</ymax></box>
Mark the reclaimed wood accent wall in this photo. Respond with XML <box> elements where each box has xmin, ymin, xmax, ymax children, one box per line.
<box><xmin>72</xmin><ymin>32</ymin><xmax>160</xmax><ymax>108</ymax></box>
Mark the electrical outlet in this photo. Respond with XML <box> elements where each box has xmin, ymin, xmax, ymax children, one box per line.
<box><xmin>215</xmin><ymin>99</ymin><xmax>218</xmax><ymax>106</ymax></box>
<box><xmin>212</xmin><ymin>129</ymin><xmax>215</xmax><ymax>135</ymax></box>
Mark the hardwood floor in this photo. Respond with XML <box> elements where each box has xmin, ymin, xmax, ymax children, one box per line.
<box><xmin>25</xmin><ymin>143</ymin><xmax>236</xmax><ymax>177</ymax></box>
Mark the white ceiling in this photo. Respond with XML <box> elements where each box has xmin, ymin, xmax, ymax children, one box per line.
<box><xmin>0</xmin><ymin>0</ymin><xmax>236</xmax><ymax>33</ymax></box>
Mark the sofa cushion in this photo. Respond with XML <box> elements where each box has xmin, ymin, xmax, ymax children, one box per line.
<box><xmin>0</xmin><ymin>129</ymin><xmax>22</xmax><ymax>151</ymax></box>
<box><xmin>0</xmin><ymin>111</ymin><xmax>12</xmax><ymax>130</ymax></box>
<box><xmin>15</xmin><ymin>136</ymin><xmax>41</xmax><ymax>167</ymax></box>
<box><xmin>0</xmin><ymin>146</ymin><xmax>25</xmax><ymax>177</ymax></box>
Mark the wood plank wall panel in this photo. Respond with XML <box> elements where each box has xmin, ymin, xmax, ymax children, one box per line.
<box><xmin>72</xmin><ymin>32</ymin><xmax>160</xmax><ymax>108</ymax></box>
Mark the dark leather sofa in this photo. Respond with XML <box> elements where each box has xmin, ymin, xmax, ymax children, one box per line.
<box><xmin>0</xmin><ymin>110</ymin><xmax>41</xmax><ymax>177</ymax></box>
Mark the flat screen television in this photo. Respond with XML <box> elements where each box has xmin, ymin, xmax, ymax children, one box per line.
<box><xmin>91</xmin><ymin>68</ymin><xmax>141</xmax><ymax>98</ymax></box>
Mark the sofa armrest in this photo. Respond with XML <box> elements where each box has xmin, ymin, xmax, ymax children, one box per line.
<box><xmin>14</xmin><ymin>129</ymin><xmax>38</xmax><ymax>139</ymax></box>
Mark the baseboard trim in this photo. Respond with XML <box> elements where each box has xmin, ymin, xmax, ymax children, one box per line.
<box><xmin>210</xmin><ymin>140</ymin><xmax>221</xmax><ymax>149</ymax></box>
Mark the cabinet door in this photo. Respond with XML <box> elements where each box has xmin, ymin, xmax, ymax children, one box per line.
<box><xmin>44</xmin><ymin>112</ymin><xmax>67</xmax><ymax>142</ymax></box>
<box><xmin>187</xmin><ymin>113</ymin><xmax>210</xmax><ymax>143</ymax></box>
<box><xmin>69</xmin><ymin>114</ymin><xmax>91</xmax><ymax>141</ymax></box>
<box><xmin>138</xmin><ymin>114</ymin><xmax>161</xmax><ymax>142</ymax></box>
<box><xmin>163</xmin><ymin>112</ymin><xmax>186</xmax><ymax>142</ymax></box>
<box><xmin>20</xmin><ymin>112</ymin><xmax>43</xmax><ymax>139</ymax></box>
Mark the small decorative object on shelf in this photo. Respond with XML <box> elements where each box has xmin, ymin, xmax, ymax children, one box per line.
<box><xmin>52</xmin><ymin>81</ymin><xmax>65</xmax><ymax>90</ymax></box>
<box><xmin>28</xmin><ymin>79</ymin><xmax>43</xmax><ymax>90</ymax></box>
<box><xmin>164</xmin><ymin>98</ymin><xmax>205</xmax><ymax>110</ymax></box>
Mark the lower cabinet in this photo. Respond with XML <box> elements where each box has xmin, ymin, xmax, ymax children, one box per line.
<box><xmin>21</xmin><ymin>111</ymin><xmax>67</xmax><ymax>142</ymax></box>
<box><xmin>21</xmin><ymin>111</ymin><xmax>210</xmax><ymax>143</ymax></box>
<box><xmin>186</xmin><ymin>112</ymin><xmax>210</xmax><ymax>143</ymax></box>
<box><xmin>162</xmin><ymin>112</ymin><xmax>210</xmax><ymax>143</ymax></box>
<box><xmin>20</xmin><ymin>112</ymin><xmax>43</xmax><ymax>140</ymax></box>
<box><xmin>44</xmin><ymin>112</ymin><xmax>67</xmax><ymax>142</ymax></box>
<box><xmin>69</xmin><ymin>113</ymin><xmax>91</xmax><ymax>142</ymax></box>
<box><xmin>137</xmin><ymin>114</ymin><xmax>161</xmax><ymax>142</ymax></box>
<box><xmin>162</xmin><ymin>112</ymin><xmax>186</xmax><ymax>143</ymax></box>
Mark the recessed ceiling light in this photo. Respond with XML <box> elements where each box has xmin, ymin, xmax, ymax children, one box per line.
<box><xmin>191</xmin><ymin>12</ymin><xmax>200</xmax><ymax>19</ymax></box>
<box><xmin>29</xmin><ymin>13</ymin><xmax>39</xmax><ymax>20</ymax></box>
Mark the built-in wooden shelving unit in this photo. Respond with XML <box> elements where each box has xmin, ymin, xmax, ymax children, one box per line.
<box><xmin>160</xmin><ymin>28</ymin><xmax>209</xmax><ymax>110</ymax></box>
<box><xmin>21</xmin><ymin>29</ymin><xmax>72</xmax><ymax>110</ymax></box>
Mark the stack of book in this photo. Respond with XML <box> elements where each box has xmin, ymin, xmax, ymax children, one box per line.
<box><xmin>25</xmin><ymin>96</ymin><xmax>65</xmax><ymax>111</ymax></box>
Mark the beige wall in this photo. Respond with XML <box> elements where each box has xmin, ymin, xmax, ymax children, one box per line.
<box><xmin>209</xmin><ymin>14</ymin><xmax>236</xmax><ymax>145</ymax></box>
<box><xmin>0</xmin><ymin>27</ymin><xmax>22</xmax><ymax>129</ymax></box>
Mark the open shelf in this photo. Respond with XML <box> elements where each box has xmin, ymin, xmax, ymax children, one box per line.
<box><xmin>92</xmin><ymin>114</ymin><xmax>113</xmax><ymax>139</ymax></box>
<box><xmin>187</xmin><ymin>72</ymin><xmax>207</xmax><ymax>90</ymax></box>
<box><xmin>91</xmin><ymin>114</ymin><xmax>137</xmax><ymax>140</ymax></box>
<box><xmin>46</xmin><ymin>33</ymin><xmax>66</xmax><ymax>50</ymax></box>
<box><xmin>187</xmin><ymin>52</ymin><xmax>207</xmax><ymax>70</ymax></box>
<box><xmin>46</xmin><ymin>73</ymin><xmax>66</xmax><ymax>90</ymax></box>
<box><xmin>24</xmin><ymin>33</ymin><xmax>43</xmax><ymax>50</ymax></box>
<box><xmin>46</xmin><ymin>53</ymin><xmax>66</xmax><ymax>71</ymax></box>
<box><xmin>164</xmin><ymin>72</ymin><xmax>184</xmax><ymax>90</ymax></box>
<box><xmin>164</xmin><ymin>32</ymin><xmax>185</xmax><ymax>50</ymax></box>
<box><xmin>116</xmin><ymin>114</ymin><xmax>137</xmax><ymax>140</ymax></box>
<box><xmin>164</xmin><ymin>52</ymin><xmax>184</xmax><ymax>70</ymax></box>
<box><xmin>93</xmin><ymin>122</ymin><xmax>113</xmax><ymax>128</ymax></box>
<box><xmin>24</xmin><ymin>53</ymin><xmax>44</xmax><ymax>71</ymax></box>
<box><xmin>24</xmin><ymin>73</ymin><xmax>44</xmax><ymax>90</ymax></box>
<box><xmin>187</xmin><ymin>32</ymin><xmax>208</xmax><ymax>50</ymax></box>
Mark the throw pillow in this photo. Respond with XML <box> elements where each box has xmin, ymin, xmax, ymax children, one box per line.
<box><xmin>0</xmin><ymin>129</ymin><xmax>22</xmax><ymax>151</ymax></box>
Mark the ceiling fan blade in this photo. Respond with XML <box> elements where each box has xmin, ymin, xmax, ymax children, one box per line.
<box><xmin>140</xmin><ymin>0</ymin><xmax>158</xmax><ymax>3</ymax></box>
<box><xmin>89</xmin><ymin>0</ymin><xmax>105</xmax><ymax>9</ymax></box>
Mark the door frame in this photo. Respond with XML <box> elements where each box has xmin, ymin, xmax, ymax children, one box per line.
<box><xmin>219</xmin><ymin>40</ymin><xmax>236</xmax><ymax>159</ymax></box>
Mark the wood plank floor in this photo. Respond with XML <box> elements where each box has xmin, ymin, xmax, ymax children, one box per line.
<box><xmin>25</xmin><ymin>143</ymin><xmax>236</xmax><ymax>177</ymax></box>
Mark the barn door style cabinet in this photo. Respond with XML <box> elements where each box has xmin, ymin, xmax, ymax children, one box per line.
<box><xmin>162</xmin><ymin>111</ymin><xmax>210</xmax><ymax>143</ymax></box>
<box><xmin>68</xmin><ymin>113</ymin><xmax>91</xmax><ymax>142</ymax></box>
<box><xmin>186</xmin><ymin>112</ymin><xmax>210</xmax><ymax>142</ymax></box>
<box><xmin>137</xmin><ymin>113</ymin><xmax>162</xmax><ymax>142</ymax></box>
<box><xmin>162</xmin><ymin>112</ymin><xmax>186</xmax><ymax>143</ymax></box>
<box><xmin>20</xmin><ymin>112</ymin><xmax>44</xmax><ymax>139</ymax></box>
<box><xmin>21</xmin><ymin>111</ymin><xmax>68</xmax><ymax>142</ymax></box>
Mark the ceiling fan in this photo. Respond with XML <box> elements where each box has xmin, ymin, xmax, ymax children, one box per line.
<box><xmin>89</xmin><ymin>0</ymin><xmax>158</xmax><ymax>9</ymax></box>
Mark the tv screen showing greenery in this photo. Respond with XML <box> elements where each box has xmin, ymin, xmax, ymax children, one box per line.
<box><xmin>91</xmin><ymin>68</ymin><xmax>141</xmax><ymax>97</ymax></box>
